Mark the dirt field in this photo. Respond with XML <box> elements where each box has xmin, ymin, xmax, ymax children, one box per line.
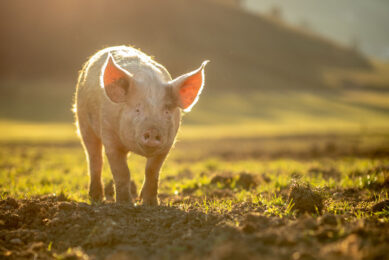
<box><xmin>1</xmin><ymin>0</ymin><xmax>389</xmax><ymax>259</ymax></box>
<box><xmin>1</xmin><ymin>136</ymin><xmax>388</xmax><ymax>260</ymax></box>
<box><xmin>1</xmin><ymin>193</ymin><xmax>388</xmax><ymax>260</ymax></box>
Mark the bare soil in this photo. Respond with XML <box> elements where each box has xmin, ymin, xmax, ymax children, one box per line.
<box><xmin>1</xmin><ymin>193</ymin><xmax>388</xmax><ymax>260</ymax></box>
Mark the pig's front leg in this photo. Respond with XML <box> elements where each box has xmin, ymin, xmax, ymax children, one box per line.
<box><xmin>106</xmin><ymin>149</ymin><xmax>132</xmax><ymax>203</ymax></box>
<box><xmin>140</xmin><ymin>153</ymin><xmax>167</xmax><ymax>206</ymax></box>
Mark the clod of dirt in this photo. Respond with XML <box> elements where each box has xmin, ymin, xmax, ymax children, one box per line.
<box><xmin>0</xmin><ymin>197</ymin><xmax>19</xmax><ymax>209</ymax></box>
<box><xmin>288</xmin><ymin>182</ymin><xmax>324</xmax><ymax>214</ymax></box>
<box><xmin>58</xmin><ymin>201</ymin><xmax>74</xmax><ymax>211</ymax></box>
<box><xmin>182</xmin><ymin>183</ymin><xmax>199</xmax><ymax>195</ymax></box>
<box><xmin>372</xmin><ymin>200</ymin><xmax>389</xmax><ymax>212</ymax></box>
<box><xmin>210</xmin><ymin>172</ymin><xmax>258</xmax><ymax>190</ymax></box>
<box><xmin>210</xmin><ymin>174</ymin><xmax>233</xmax><ymax>187</ymax></box>
<box><xmin>57</xmin><ymin>192</ymin><xmax>70</xmax><ymax>202</ymax></box>
<box><xmin>104</xmin><ymin>180</ymin><xmax>138</xmax><ymax>201</ymax></box>
<box><xmin>1</xmin><ymin>212</ymin><xmax>20</xmax><ymax>229</ymax></box>
<box><xmin>342</xmin><ymin>188</ymin><xmax>359</xmax><ymax>198</ymax></box>
<box><xmin>236</xmin><ymin>172</ymin><xmax>258</xmax><ymax>190</ymax></box>
<box><xmin>319</xmin><ymin>214</ymin><xmax>338</xmax><ymax>226</ymax></box>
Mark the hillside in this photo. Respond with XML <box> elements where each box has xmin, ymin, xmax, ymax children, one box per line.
<box><xmin>0</xmin><ymin>0</ymin><xmax>387</xmax><ymax>128</ymax></box>
<box><xmin>0</xmin><ymin>0</ymin><xmax>369</xmax><ymax>88</ymax></box>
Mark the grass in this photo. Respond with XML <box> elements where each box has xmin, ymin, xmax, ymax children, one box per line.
<box><xmin>1</xmin><ymin>125</ymin><xmax>388</xmax><ymax>259</ymax></box>
<box><xmin>1</xmin><ymin>138</ymin><xmax>388</xmax><ymax>220</ymax></box>
<box><xmin>1</xmin><ymin>1</ymin><xmax>389</xmax><ymax>257</ymax></box>
<box><xmin>1</xmin><ymin>117</ymin><xmax>389</xmax><ymax>143</ymax></box>
<box><xmin>0</xmin><ymin>61</ymin><xmax>388</xmax><ymax>258</ymax></box>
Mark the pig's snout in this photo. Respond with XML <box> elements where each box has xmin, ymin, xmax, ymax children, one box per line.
<box><xmin>141</xmin><ymin>128</ymin><xmax>162</xmax><ymax>149</ymax></box>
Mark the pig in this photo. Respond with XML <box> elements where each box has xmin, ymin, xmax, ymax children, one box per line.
<box><xmin>74</xmin><ymin>46</ymin><xmax>208</xmax><ymax>205</ymax></box>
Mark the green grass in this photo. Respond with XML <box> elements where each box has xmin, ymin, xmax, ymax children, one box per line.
<box><xmin>1</xmin><ymin>141</ymin><xmax>388</xmax><ymax>221</ymax></box>
<box><xmin>1</xmin><ymin>61</ymin><xmax>389</xmax><ymax>226</ymax></box>
<box><xmin>1</xmin><ymin>129</ymin><xmax>388</xmax><ymax>260</ymax></box>
<box><xmin>1</xmin><ymin>118</ymin><xmax>388</xmax><ymax>143</ymax></box>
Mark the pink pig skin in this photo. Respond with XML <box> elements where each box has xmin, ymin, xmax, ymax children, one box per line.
<box><xmin>74</xmin><ymin>46</ymin><xmax>208</xmax><ymax>205</ymax></box>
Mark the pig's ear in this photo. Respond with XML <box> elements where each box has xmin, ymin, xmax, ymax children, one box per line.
<box><xmin>101</xmin><ymin>54</ymin><xmax>133</xmax><ymax>103</ymax></box>
<box><xmin>170</xmin><ymin>61</ymin><xmax>209</xmax><ymax>112</ymax></box>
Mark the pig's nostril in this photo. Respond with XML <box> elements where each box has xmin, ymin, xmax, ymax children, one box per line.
<box><xmin>142</xmin><ymin>130</ymin><xmax>162</xmax><ymax>148</ymax></box>
<box><xmin>144</xmin><ymin>133</ymin><xmax>150</xmax><ymax>140</ymax></box>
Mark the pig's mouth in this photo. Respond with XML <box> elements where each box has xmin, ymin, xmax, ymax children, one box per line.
<box><xmin>137</xmin><ymin>143</ymin><xmax>164</xmax><ymax>157</ymax></box>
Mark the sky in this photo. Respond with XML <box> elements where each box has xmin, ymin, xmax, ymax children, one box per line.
<box><xmin>242</xmin><ymin>0</ymin><xmax>389</xmax><ymax>60</ymax></box>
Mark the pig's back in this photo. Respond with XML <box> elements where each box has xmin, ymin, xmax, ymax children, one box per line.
<box><xmin>75</xmin><ymin>46</ymin><xmax>171</xmax><ymax>139</ymax></box>
<box><xmin>78</xmin><ymin>46</ymin><xmax>171</xmax><ymax>90</ymax></box>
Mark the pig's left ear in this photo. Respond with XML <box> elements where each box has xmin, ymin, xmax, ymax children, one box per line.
<box><xmin>170</xmin><ymin>61</ymin><xmax>209</xmax><ymax>112</ymax></box>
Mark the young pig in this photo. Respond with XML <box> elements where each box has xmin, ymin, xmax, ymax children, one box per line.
<box><xmin>74</xmin><ymin>46</ymin><xmax>208</xmax><ymax>205</ymax></box>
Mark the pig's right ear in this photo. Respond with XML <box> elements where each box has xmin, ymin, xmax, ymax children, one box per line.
<box><xmin>101</xmin><ymin>54</ymin><xmax>133</xmax><ymax>103</ymax></box>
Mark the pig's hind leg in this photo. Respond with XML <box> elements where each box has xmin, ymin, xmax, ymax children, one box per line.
<box><xmin>79</xmin><ymin>123</ymin><xmax>104</xmax><ymax>202</ymax></box>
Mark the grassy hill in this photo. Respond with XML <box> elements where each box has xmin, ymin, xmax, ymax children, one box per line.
<box><xmin>0</xmin><ymin>0</ymin><xmax>388</xmax><ymax>138</ymax></box>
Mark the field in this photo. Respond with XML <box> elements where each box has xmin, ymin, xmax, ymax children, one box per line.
<box><xmin>1</xmin><ymin>131</ymin><xmax>389</xmax><ymax>260</ymax></box>
<box><xmin>1</xmin><ymin>1</ymin><xmax>389</xmax><ymax>259</ymax></box>
<box><xmin>1</xmin><ymin>56</ymin><xmax>389</xmax><ymax>260</ymax></box>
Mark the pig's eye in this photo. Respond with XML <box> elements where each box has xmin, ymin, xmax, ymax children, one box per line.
<box><xmin>165</xmin><ymin>109</ymin><xmax>173</xmax><ymax>118</ymax></box>
<box><xmin>135</xmin><ymin>108</ymin><xmax>140</xmax><ymax>113</ymax></box>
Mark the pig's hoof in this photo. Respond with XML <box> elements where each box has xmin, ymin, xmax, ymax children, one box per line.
<box><xmin>116</xmin><ymin>192</ymin><xmax>133</xmax><ymax>205</ymax></box>
<box><xmin>89</xmin><ymin>193</ymin><xmax>104</xmax><ymax>203</ymax></box>
<box><xmin>89</xmin><ymin>184</ymin><xmax>104</xmax><ymax>202</ymax></box>
<box><xmin>142</xmin><ymin>197</ymin><xmax>159</xmax><ymax>206</ymax></box>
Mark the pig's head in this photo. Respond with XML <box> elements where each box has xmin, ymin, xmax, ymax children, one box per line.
<box><xmin>101</xmin><ymin>54</ymin><xmax>208</xmax><ymax>157</ymax></box>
